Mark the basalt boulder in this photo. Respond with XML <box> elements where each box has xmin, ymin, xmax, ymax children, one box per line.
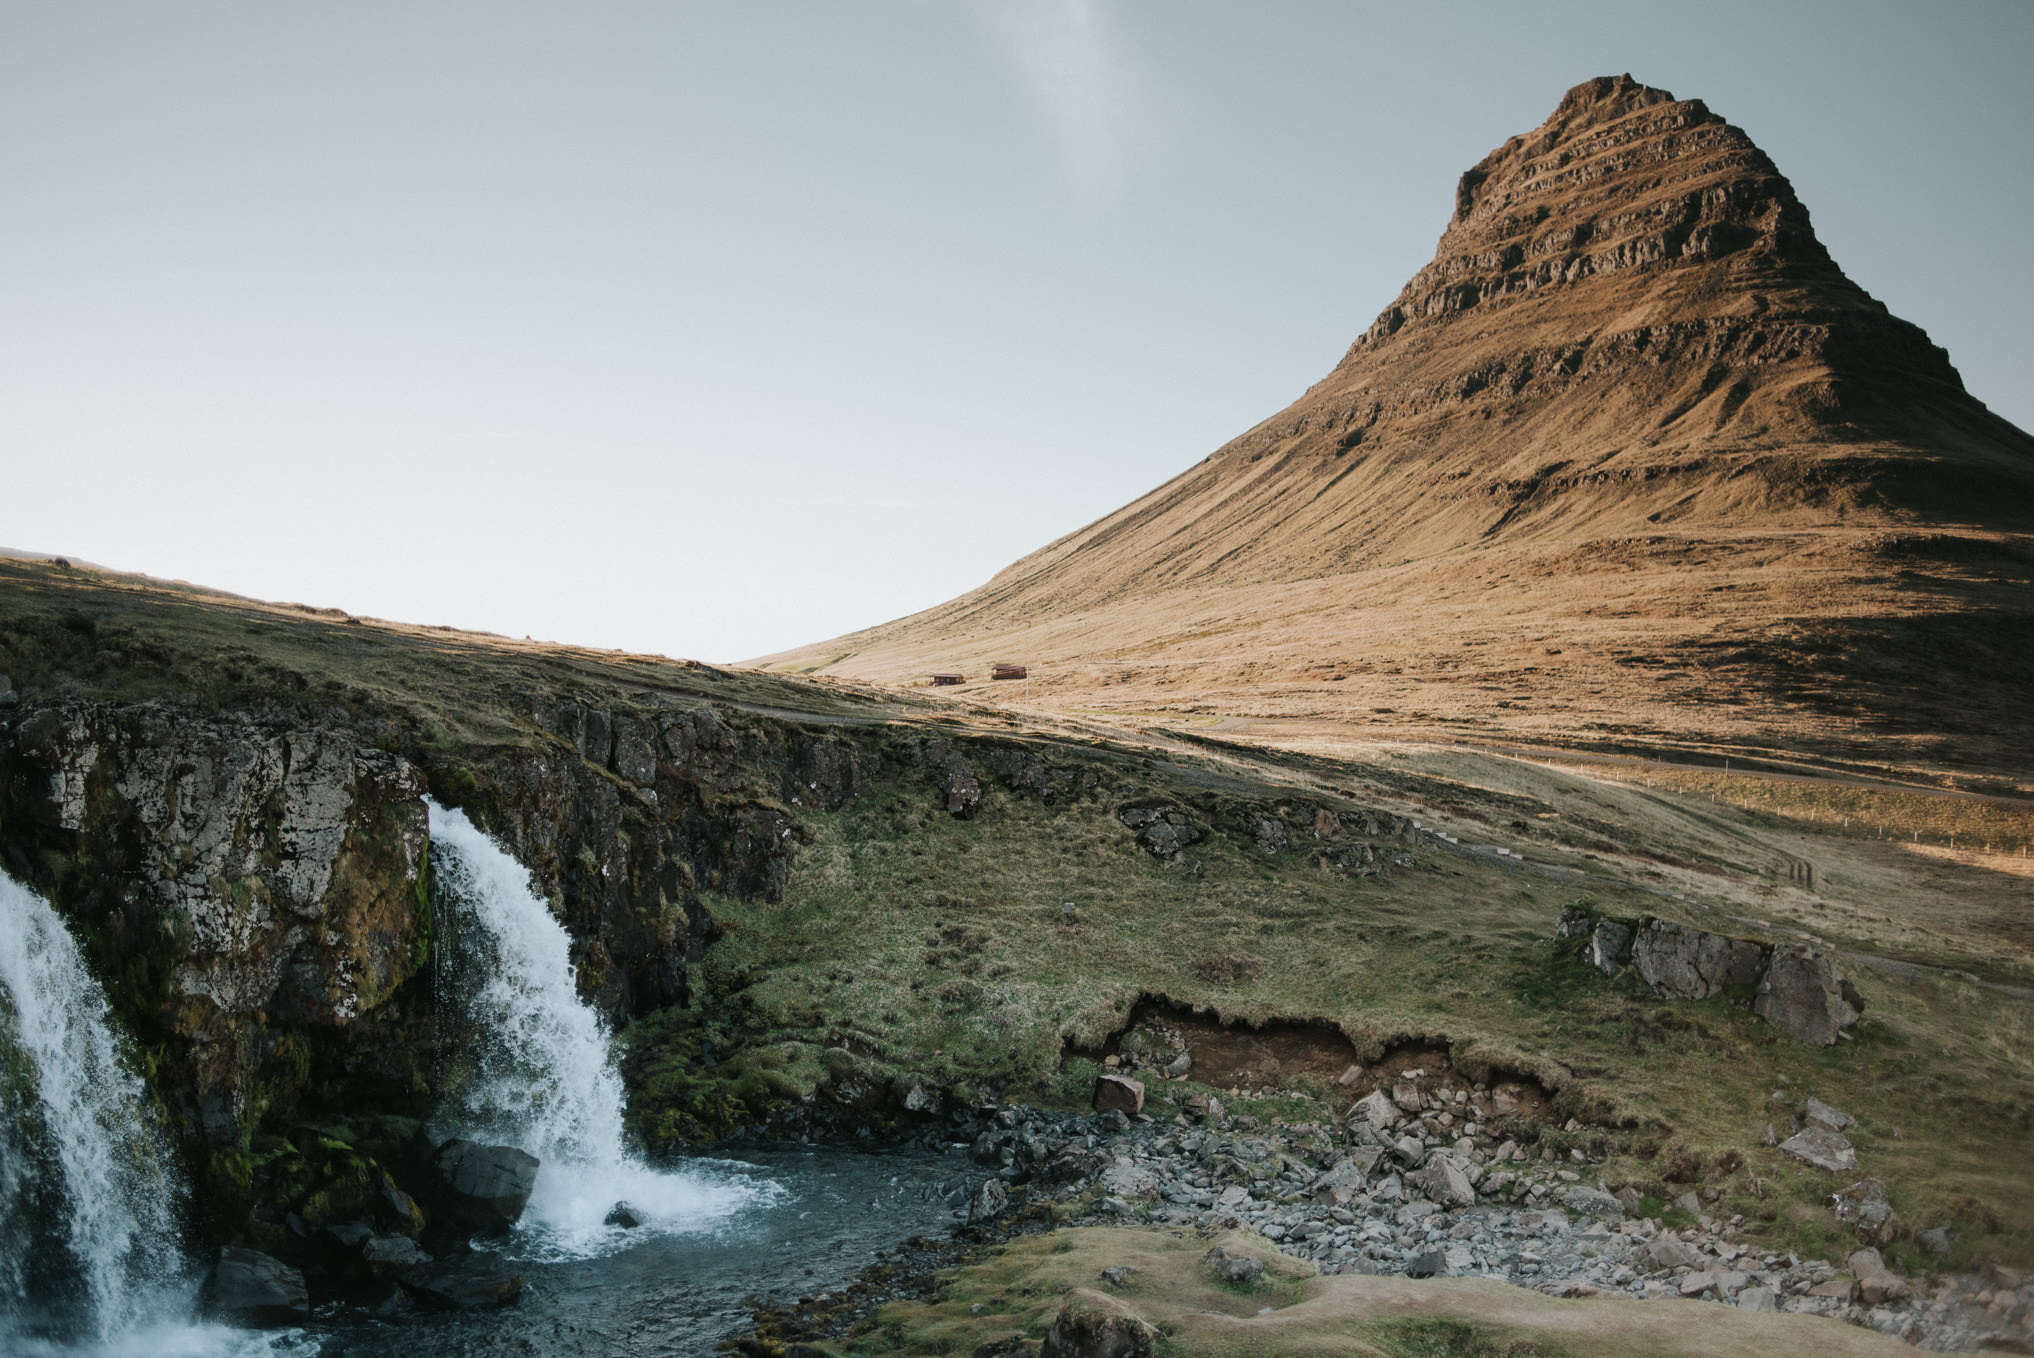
<box><xmin>1093</xmin><ymin>1074</ymin><xmax>1145</xmax><ymax>1117</ymax></box>
<box><xmin>202</xmin><ymin>1246</ymin><xmax>310</xmax><ymax>1327</ymax></box>
<box><xmin>398</xmin><ymin>1261</ymin><xmax>525</xmax><ymax>1310</ymax></box>
<box><xmin>423</xmin><ymin>1138</ymin><xmax>540</xmax><ymax>1236</ymax></box>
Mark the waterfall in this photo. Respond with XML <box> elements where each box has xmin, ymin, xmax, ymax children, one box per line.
<box><xmin>426</xmin><ymin>801</ymin><xmax>769</xmax><ymax>1257</ymax></box>
<box><xmin>0</xmin><ymin>871</ymin><xmax>185</xmax><ymax>1347</ymax></box>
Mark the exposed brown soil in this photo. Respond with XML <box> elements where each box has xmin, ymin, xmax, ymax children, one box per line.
<box><xmin>756</xmin><ymin>75</ymin><xmax>2034</xmax><ymax>784</ymax></box>
<box><xmin>1072</xmin><ymin>999</ymin><xmax>1557</xmax><ymax>1124</ymax></box>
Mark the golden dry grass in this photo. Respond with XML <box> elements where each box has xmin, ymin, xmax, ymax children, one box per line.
<box><xmin>755</xmin><ymin>85</ymin><xmax>2034</xmax><ymax>783</ymax></box>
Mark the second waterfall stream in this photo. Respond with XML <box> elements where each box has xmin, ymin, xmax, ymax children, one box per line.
<box><xmin>426</xmin><ymin>800</ymin><xmax>770</xmax><ymax>1258</ymax></box>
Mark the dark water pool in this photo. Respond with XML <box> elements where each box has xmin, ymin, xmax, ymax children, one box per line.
<box><xmin>308</xmin><ymin>1145</ymin><xmax>962</xmax><ymax>1358</ymax></box>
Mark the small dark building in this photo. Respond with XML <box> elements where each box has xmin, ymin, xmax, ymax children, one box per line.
<box><xmin>930</xmin><ymin>672</ymin><xmax>964</xmax><ymax>686</ymax></box>
<box><xmin>991</xmin><ymin>664</ymin><xmax>1028</xmax><ymax>680</ymax></box>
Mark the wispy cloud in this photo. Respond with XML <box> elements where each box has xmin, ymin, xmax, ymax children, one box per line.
<box><xmin>969</xmin><ymin>0</ymin><xmax>1152</xmax><ymax>204</ymax></box>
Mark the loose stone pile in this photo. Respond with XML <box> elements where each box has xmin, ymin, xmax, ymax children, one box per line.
<box><xmin>919</xmin><ymin>1094</ymin><xmax>2033</xmax><ymax>1353</ymax></box>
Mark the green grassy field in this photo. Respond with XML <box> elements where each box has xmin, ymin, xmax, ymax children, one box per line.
<box><xmin>647</xmin><ymin>759</ymin><xmax>2033</xmax><ymax>1276</ymax></box>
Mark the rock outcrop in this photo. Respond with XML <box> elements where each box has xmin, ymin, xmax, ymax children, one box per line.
<box><xmin>1755</xmin><ymin>944</ymin><xmax>1864</xmax><ymax>1045</ymax></box>
<box><xmin>1630</xmin><ymin>920</ymin><xmax>1768</xmax><ymax>1000</ymax></box>
<box><xmin>3</xmin><ymin>701</ymin><xmax>430</xmax><ymax>1149</ymax></box>
<box><xmin>1555</xmin><ymin>906</ymin><xmax>1861</xmax><ymax>1045</ymax></box>
<box><xmin>1040</xmin><ymin>1288</ymin><xmax>1158</xmax><ymax>1358</ymax></box>
<box><xmin>0</xmin><ymin>603</ymin><xmax>1145</xmax><ymax>1248</ymax></box>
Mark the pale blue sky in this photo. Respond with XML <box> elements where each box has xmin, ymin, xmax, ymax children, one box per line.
<box><xmin>3</xmin><ymin>2</ymin><xmax>2028</xmax><ymax>662</ymax></box>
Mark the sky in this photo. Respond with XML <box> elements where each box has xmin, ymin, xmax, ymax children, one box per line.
<box><xmin>3</xmin><ymin>1</ymin><xmax>2029</xmax><ymax>663</ymax></box>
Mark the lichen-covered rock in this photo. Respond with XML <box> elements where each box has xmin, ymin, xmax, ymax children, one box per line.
<box><xmin>1556</xmin><ymin>903</ymin><xmax>1593</xmax><ymax>940</ymax></box>
<box><xmin>12</xmin><ymin>701</ymin><xmax>429</xmax><ymax>1028</ymax></box>
<box><xmin>944</xmin><ymin>762</ymin><xmax>983</xmax><ymax>818</ymax></box>
<box><xmin>1117</xmin><ymin>807</ymin><xmax>1202</xmax><ymax>858</ymax></box>
<box><xmin>1589</xmin><ymin>919</ymin><xmax>1633</xmax><ymax>975</ymax></box>
<box><xmin>1205</xmin><ymin>1245</ymin><xmax>1265</xmax><ymax>1283</ymax></box>
<box><xmin>1309</xmin><ymin>1158</ymin><xmax>1367</xmax><ymax>1205</ymax></box>
<box><xmin>1846</xmin><ymin>1247</ymin><xmax>1910</xmax><ymax>1305</ymax></box>
<box><xmin>1779</xmin><ymin>1125</ymin><xmax>1858</xmax><ymax>1173</ymax></box>
<box><xmin>1351</xmin><ymin>1089</ymin><xmax>1399</xmax><ymax>1130</ymax></box>
<box><xmin>1411</xmin><ymin>1154</ymin><xmax>1477</xmax><ymax>1209</ymax></box>
<box><xmin>1630</xmin><ymin>919</ymin><xmax>1767</xmax><ymax>999</ymax></box>
<box><xmin>2</xmin><ymin>700</ymin><xmax>431</xmax><ymax>1159</ymax></box>
<box><xmin>1833</xmin><ymin>1177</ymin><xmax>1899</xmax><ymax>1245</ymax></box>
<box><xmin>1755</xmin><ymin>944</ymin><xmax>1861</xmax><ymax>1045</ymax></box>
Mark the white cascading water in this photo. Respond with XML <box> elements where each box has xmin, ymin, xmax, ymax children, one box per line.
<box><xmin>0</xmin><ymin>869</ymin><xmax>187</xmax><ymax>1345</ymax></box>
<box><xmin>0</xmin><ymin>871</ymin><xmax>294</xmax><ymax>1358</ymax></box>
<box><xmin>426</xmin><ymin>801</ymin><xmax>769</xmax><ymax>1257</ymax></box>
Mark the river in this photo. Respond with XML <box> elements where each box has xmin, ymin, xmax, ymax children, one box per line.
<box><xmin>307</xmin><ymin>1143</ymin><xmax>960</xmax><ymax>1357</ymax></box>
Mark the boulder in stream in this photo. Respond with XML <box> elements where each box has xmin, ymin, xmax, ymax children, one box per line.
<box><xmin>424</xmin><ymin>1138</ymin><xmax>540</xmax><ymax>1235</ymax></box>
<box><xmin>398</xmin><ymin>1261</ymin><xmax>525</xmax><ymax>1310</ymax></box>
<box><xmin>202</xmin><ymin>1246</ymin><xmax>310</xmax><ymax>1327</ymax></box>
<box><xmin>361</xmin><ymin>1233</ymin><xmax>432</xmax><ymax>1278</ymax></box>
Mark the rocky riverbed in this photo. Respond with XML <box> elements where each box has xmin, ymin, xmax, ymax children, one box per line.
<box><xmin>813</xmin><ymin>1093</ymin><xmax>2034</xmax><ymax>1356</ymax></box>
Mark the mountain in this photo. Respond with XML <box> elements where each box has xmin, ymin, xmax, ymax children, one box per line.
<box><xmin>758</xmin><ymin>76</ymin><xmax>2034</xmax><ymax>783</ymax></box>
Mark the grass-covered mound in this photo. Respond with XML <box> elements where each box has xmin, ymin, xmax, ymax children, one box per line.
<box><xmin>841</xmin><ymin>1225</ymin><xmax>1912</xmax><ymax>1357</ymax></box>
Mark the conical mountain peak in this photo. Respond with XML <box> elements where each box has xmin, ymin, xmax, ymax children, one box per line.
<box><xmin>1360</xmin><ymin>76</ymin><xmax>1849</xmax><ymax>353</ymax></box>
<box><xmin>761</xmin><ymin>78</ymin><xmax>2034</xmax><ymax>776</ymax></box>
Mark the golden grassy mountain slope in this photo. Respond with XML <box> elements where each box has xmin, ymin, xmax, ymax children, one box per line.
<box><xmin>759</xmin><ymin>76</ymin><xmax>2034</xmax><ymax>785</ymax></box>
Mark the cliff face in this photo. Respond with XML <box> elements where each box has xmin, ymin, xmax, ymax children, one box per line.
<box><xmin>757</xmin><ymin>76</ymin><xmax>2034</xmax><ymax>778</ymax></box>
<box><xmin>5</xmin><ymin>703</ymin><xmax>430</xmax><ymax>1145</ymax></box>
<box><xmin>0</xmin><ymin>690</ymin><xmax>876</xmax><ymax>1155</ymax></box>
<box><xmin>0</xmin><ymin>550</ymin><xmax>1099</xmax><ymax>1245</ymax></box>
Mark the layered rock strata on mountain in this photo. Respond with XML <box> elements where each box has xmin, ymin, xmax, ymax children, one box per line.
<box><xmin>761</xmin><ymin>75</ymin><xmax>2034</xmax><ymax>768</ymax></box>
<box><xmin>946</xmin><ymin>74</ymin><xmax>2033</xmax><ymax>589</ymax></box>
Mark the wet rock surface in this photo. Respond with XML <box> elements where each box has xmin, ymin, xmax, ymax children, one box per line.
<box><xmin>202</xmin><ymin>1246</ymin><xmax>310</xmax><ymax>1327</ymax></box>
<box><xmin>396</xmin><ymin>1261</ymin><xmax>525</xmax><ymax>1311</ymax></box>
<box><xmin>422</xmin><ymin>1138</ymin><xmax>540</xmax><ymax>1235</ymax></box>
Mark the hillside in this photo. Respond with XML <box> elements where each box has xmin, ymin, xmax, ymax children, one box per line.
<box><xmin>758</xmin><ymin>75</ymin><xmax>2034</xmax><ymax>784</ymax></box>
<box><xmin>5</xmin><ymin>550</ymin><xmax>2032</xmax><ymax>1347</ymax></box>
